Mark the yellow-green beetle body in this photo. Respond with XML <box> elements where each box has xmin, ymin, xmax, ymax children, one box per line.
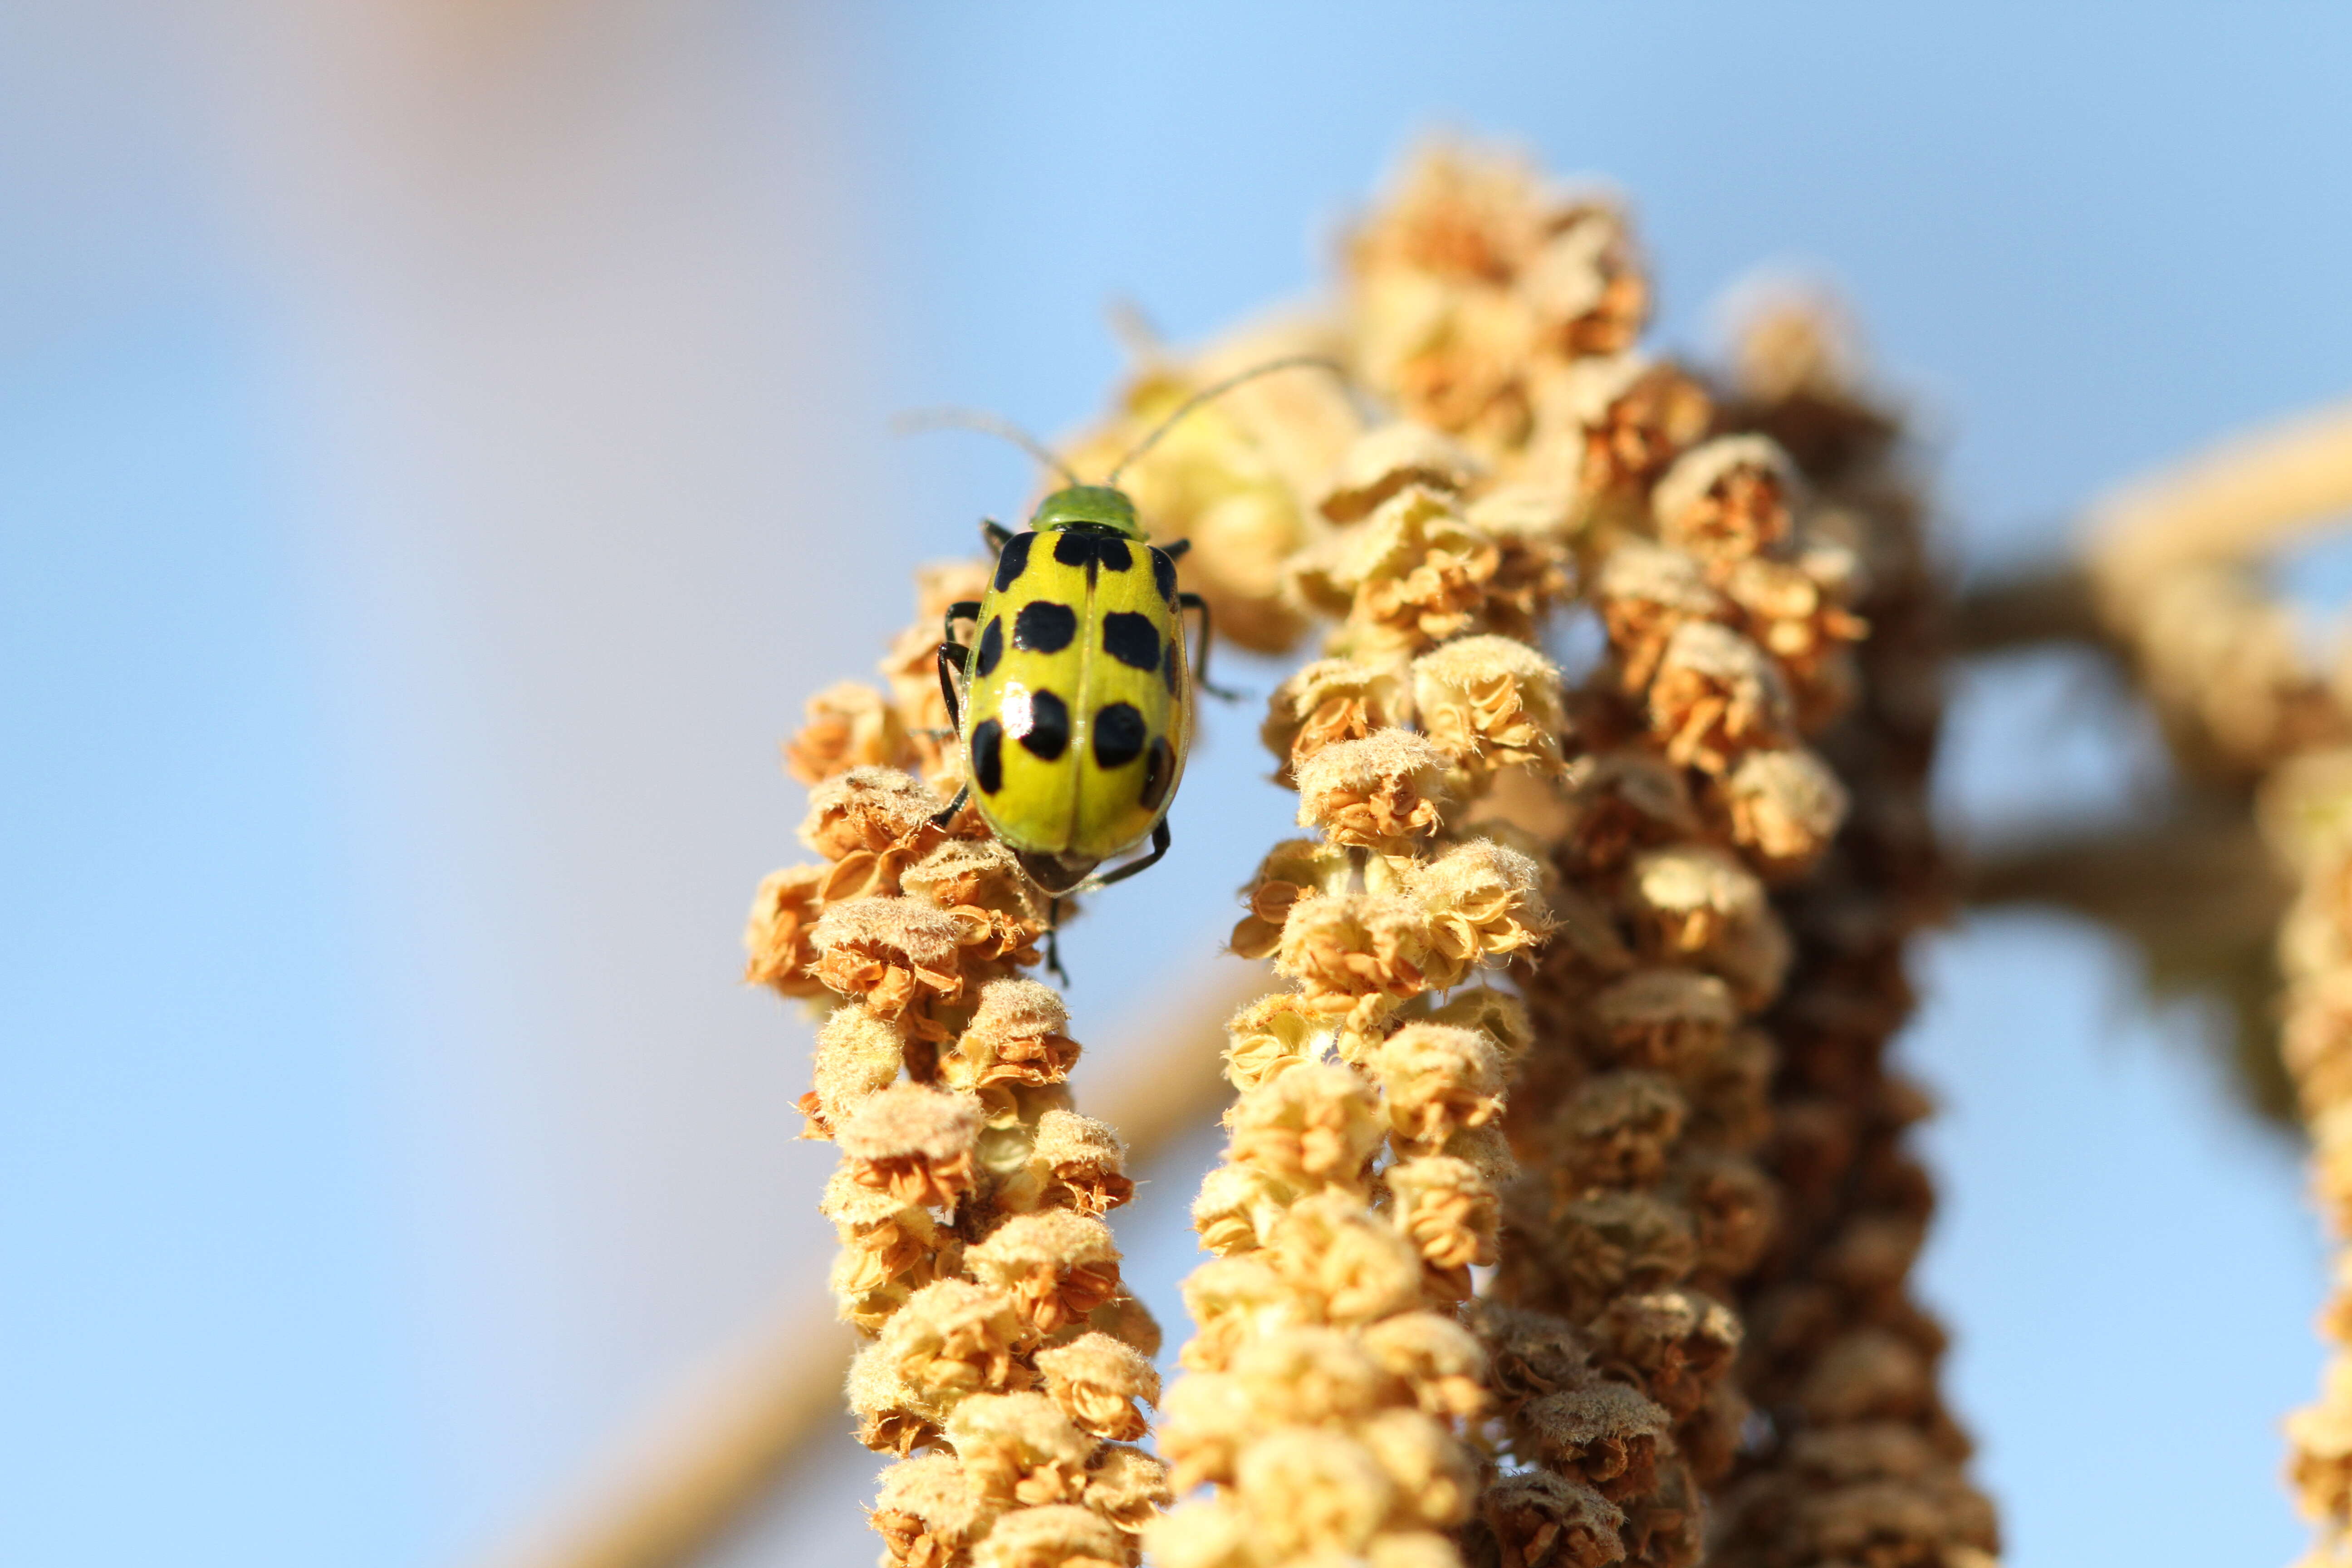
<box><xmin>937</xmin><ymin>485</ymin><xmax>1197</xmax><ymax>897</ymax></box>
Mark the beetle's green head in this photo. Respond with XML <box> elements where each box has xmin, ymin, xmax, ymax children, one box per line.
<box><xmin>1029</xmin><ymin>484</ymin><xmax>1144</xmax><ymax>539</ymax></box>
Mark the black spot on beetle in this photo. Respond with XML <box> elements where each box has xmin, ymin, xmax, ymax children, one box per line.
<box><xmin>975</xmin><ymin>616</ymin><xmax>1004</xmax><ymax>678</ymax></box>
<box><xmin>1102</xmin><ymin>611</ymin><xmax>1160</xmax><ymax>671</ymax></box>
<box><xmin>992</xmin><ymin>530</ymin><xmax>1034</xmax><ymax>593</ymax></box>
<box><xmin>1093</xmin><ymin>702</ymin><xmax>1146</xmax><ymax>769</ymax></box>
<box><xmin>1161</xmin><ymin>637</ymin><xmax>1181</xmax><ymax>695</ymax></box>
<box><xmin>971</xmin><ymin>719</ymin><xmax>1004</xmax><ymax>794</ymax></box>
<box><xmin>1054</xmin><ymin>532</ymin><xmax>1133</xmax><ymax>572</ymax></box>
<box><xmin>1014</xmin><ymin>600</ymin><xmax>1077</xmax><ymax>654</ymax></box>
<box><xmin>1019</xmin><ymin>689</ymin><xmax>1070</xmax><ymax>760</ymax></box>
<box><xmin>1150</xmin><ymin>547</ymin><xmax>1178</xmax><ymax>606</ymax></box>
<box><xmin>1140</xmin><ymin>735</ymin><xmax>1174</xmax><ymax>811</ymax></box>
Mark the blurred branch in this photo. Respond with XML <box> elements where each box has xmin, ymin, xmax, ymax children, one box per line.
<box><xmin>2089</xmin><ymin>397</ymin><xmax>2352</xmax><ymax>584</ymax></box>
<box><xmin>1948</xmin><ymin>564</ymin><xmax>2102</xmax><ymax>657</ymax></box>
<box><xmin>1963</xmin><ymin>808</ymin><xmax>2299</xmax><ymax>1122</ymax></box>
<box><xmin>1963</xmin><ymin>809</ymin><xmax>2288</xmax><ymax>950</ymax></box>
<box><xmin>469</xmin><ymin>965</ymin><xmax>1262</xmax><ymax>1568</ymax></box>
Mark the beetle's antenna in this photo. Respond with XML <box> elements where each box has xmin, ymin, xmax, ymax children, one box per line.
<box><xmin>1104</xmin><ymin>354</ymin><xmax>1346</xmax><ymax>485</ymax></box>
<box><xmin>895</xmin><ymin>408</ymin><xmax>1084</xmax><ymax>487</ymax></box>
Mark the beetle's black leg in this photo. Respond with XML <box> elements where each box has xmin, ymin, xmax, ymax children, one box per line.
<box><xmin>935</xmin><ymin>642</ymin><xmax>968</xmax><ymax>732</ymax></box>
<box><xmin>1161</xmin><ymin>538</ymin><xmax>1192</xmax><ymax>559</ymax></box>
<box><xmin>1085</xmin><ymin>818</ymin><xmax>1171</xmax><ymax>891</ymax></box>
<box><xmin>941</xmin><ymin>599</ymin><xmax>983</xmax><ymax>647</ymax></box>
<box><xmin>981</xmin><ymin>519</ymin><xmax>1013</xmax><ymax>552</ymax></box>
<box><xmin>1178</xmin><ymin>592</ymin><xmax>1243</xmax><ymax>701</ymax></box>
<box><xmin>1044</xmin><ymin>898</ymin><xmax>1070</xmax><ymax>987</ymax></box>
<box><xmin>928</xmin><ymin>782</ymin><xmax>970</xmax><ymax>830</ymax></box>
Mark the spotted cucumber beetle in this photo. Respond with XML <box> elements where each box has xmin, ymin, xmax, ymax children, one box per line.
<box><xmin>914</xmin><ymin>357</ymin><xmax>1338</xmax><ymax>919</ymax></box>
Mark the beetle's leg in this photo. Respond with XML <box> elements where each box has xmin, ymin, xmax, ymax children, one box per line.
<box><xmin>928</xmin><ymin>782</ymin><xmax>970</xmax><ymax>831</ymax></box>
<box><xmin>1161</xmin><ymin>538</ymin><xmax>1192</xmax><ymax>559</ymax></box>
<box><xmin>935</xmin><ymin>641</ymin><xmax>969</xmax><ymax>732</ymax></box>
<box><xmin>941</xmin><ymin>599</ymin><xmax>983</xmax><ymax>647</ymax></box>
<box><xmin>1044</xmin><ymin>899</ymin><xmax>1070</xmax><ymax>987</ymax></box>
<box><xmin>981</xmin><ymin>519</ymin><xmax>1013</xmax><ymax>552</ymax></box>
<box><xmin>1178</xmin><ymin>593</ymin><xmax>1243</xmax><ymax>701</ymax></box>
<box><xmin>1085</xmin><ymin>818</ymin><xmax>1172</xmax><ymax>891</ymax></box>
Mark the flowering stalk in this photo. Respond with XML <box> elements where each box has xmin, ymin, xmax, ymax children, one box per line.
<box><xmin>1688</xmin><ymin>299</ymin><xmax>1998</xmax><ymax>1568</ymax></box>
<box><xmin>1330</xmin><ymin>147</ymin><xmax>1915</xmax><ymax>1568</ymax></box>
<box><xmin>747</xmin><ymin>574</ymin><xmax>1169</xmax><ymax>1568</ymax></box>
<box><xmin>1159</xmin><ymin>445</ymin><xmax>1568</xmax><ymax>1568</ymax></box>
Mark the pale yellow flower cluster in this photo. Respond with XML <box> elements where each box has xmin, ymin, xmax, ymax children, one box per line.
<box><xmin>747</xmin><ymin>589</ymin><xmax>1169</xmax><ymax>1568</ymax></box>
<box><xmin>1145</xmin><ymin>424</ymin><xmax>1559</xmax><ymax>1568</ymax></box>
<box><xmin>1330</xmin><ymin>150</ymin><xmax>1902</xmax><ymax>1567</ymax></box>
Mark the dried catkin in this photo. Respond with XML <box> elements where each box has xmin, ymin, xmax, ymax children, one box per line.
<box><xmin>1074</xmin><ymin>366</ymin><xmax>1559</xmax><ymax>1566</ymax></box>
<box><xmin>1705</xmin><ymin>295</ymin><xmax>1998</xmax><ymax>1568</ymax></box>
<box><xmin>749</xmin><ymin>580</ymin><xmax>1166</xmax><ymax>1564</ymax></box>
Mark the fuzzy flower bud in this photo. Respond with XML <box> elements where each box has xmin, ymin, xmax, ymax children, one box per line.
<box><xmin>1029</xmin><ymin>1109</ymin><xmax>1134</xmax><ymax>1215</ymax></box>
<box><xmin>1263</xmin><ymin>657</ymin><xmax>1416</xmax><ymax>778</ymax></box>
<box><xmin>1479</xmin><ymin>1470</ymin><xmax>1626</xmax><ymax>1568</ymax></box>
<box><xmin>1232</xmin><ymin>839</ymin><xmax>1358</xmax><ymax>960</ymax></box>
<box><xmin>1651</xmin><ymin>434</ymin><xmax>1798</xmax><ymax>566</ymax></box>
<box><xmin>1193</xmin><ymin>1162</ymin><xmax>1297</xmax><ymax>1256</ymax></box>
<box><xmin>1647</xmin><ymin>620</ymin><xmax>1793</xmax><ymax>774</ymax></box>
<box><xmin>947</xmin><ymin>1391</ymin><xmax>1096</xmax><ymax>1509</ymax></box>
<box><xmin>1596</xmin><ymin>543</ymin><xmax>1728</xmax><ymax>694</ymax></box>
<box><xmin>1318</xmin><ymin>421</ymin><xmax>1484</xmax><ymax>524</ymax></box>
<box><xmin>965</xmin><ymin>1210</ymin><xmax>1124</xmax><ymax>1335</ymax></box>
<box><xmin>804</xmin><ymin>1001</ymin><xmax>908</xmax><ymax>1138</ymax></box>
<box><xmin>1228</xmin><ymin>1061</ymin><xmax>1386</xmax><ymax>1186</ymax></box>
<box><xmin>970</xmin><ymin>1503</ymin><xmax>1129</xmax><ymax>1568</ymax></box>
<box><xmin>1222</xmin><ymin>991</ymin><xmax>1330</xmax><ymax>1091</ymax></box>
<box><xmin>871</xmin><ymin>1452</ymin><xmax>992</xmax><ymax>1568</ymax></box>
<box><xmin>1514</xmin><ymin>1379</ymin><xmax>1671</xmax><ymax>1502</ymax></box>
<box><xmin>1035</xmin><ymin>1332</ymin><xmax>1160</xmax><ymax>1442</ymax></box>
<box><xmin>1369</xmin><ymin>1024</ymin><xmax>1506</xmax><ymax>1146</ymax></box>
<box><xmin>838</xmin><ymin>1084</ymin><xmax>983</xmax><ymax>1210</ymax></box>
<box><xmin>1295</xmin><ymin>729</ymin><xmax>1458</xmax><ymax>849</ymax></box>
<box><xmin>1275</xmin><ymin>892</ymin><xmax>1436</xmax><ymax>1024</ymax></box>
<box><xmin>812</xmin><ymin>897</ymin><xmax>969</xmax><ymax>1030</ymax></box>
<box><xmin>1361</xmin><ymin>1310</ymin><xmax>1490</xmax><ymax>1423</ymax></box>
<box><xmin>879</xmin><ymin>1278</ymin><xmax>1034</xmax><ymax>1402</ymax></box>
<box><xmin>1386</xmin><ymin>1154</ymin><xmax>1501</xmax><ymax>1297</ymax></box>
<box><xmin>1411</xmin><ymin>634</ymin><xmax>1569</xmax><ymax>784</ymax></box>
<box><xmin>788</xmin><ymin>681</ymin><xmax>914</xmax><ymax>785</ymax></box>
<box><xmin>1622</xmin><ymin>846</ymin><xmax>1790</xmax><ymax>1009</ymax></box>
<box><xmin>1266</xmin><ymin>1187</ymin><xmax>1429</xmax><ymax>1326</ymax></box>
<box><xmin>1234</xmin><ymin>1426</ymin><xmax>1396</xmax><ymax>1557</ymax></box>
<box><xmin>1293</xmin><ymin>485</ymin><xmax>1501</xmax><ymax>656</ymax></box>
<box><xmin>1721</xmin><ymin>745</ymin><xmax>1849</xmax><ymax>879</ymax></box>
<box><xmin>743</xmin><ymin>864</ymin><xmax>829</xmax><ymax>996</ymax></box>
<box><xmin>1404</xmin><ymin>839</ymin><xmax>1554</xmax><ymax>987</ymax></box>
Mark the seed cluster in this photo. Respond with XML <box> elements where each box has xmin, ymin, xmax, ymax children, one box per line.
<box><xmin>750</xmin><ymin>579</ymin><xmax>1170</xmax><ymax>1568</ymax></box>
<box><xmin>1704</xmin><ymin>303</ymin><xmax>1998</xmax><ymax>1568</ymax></box>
